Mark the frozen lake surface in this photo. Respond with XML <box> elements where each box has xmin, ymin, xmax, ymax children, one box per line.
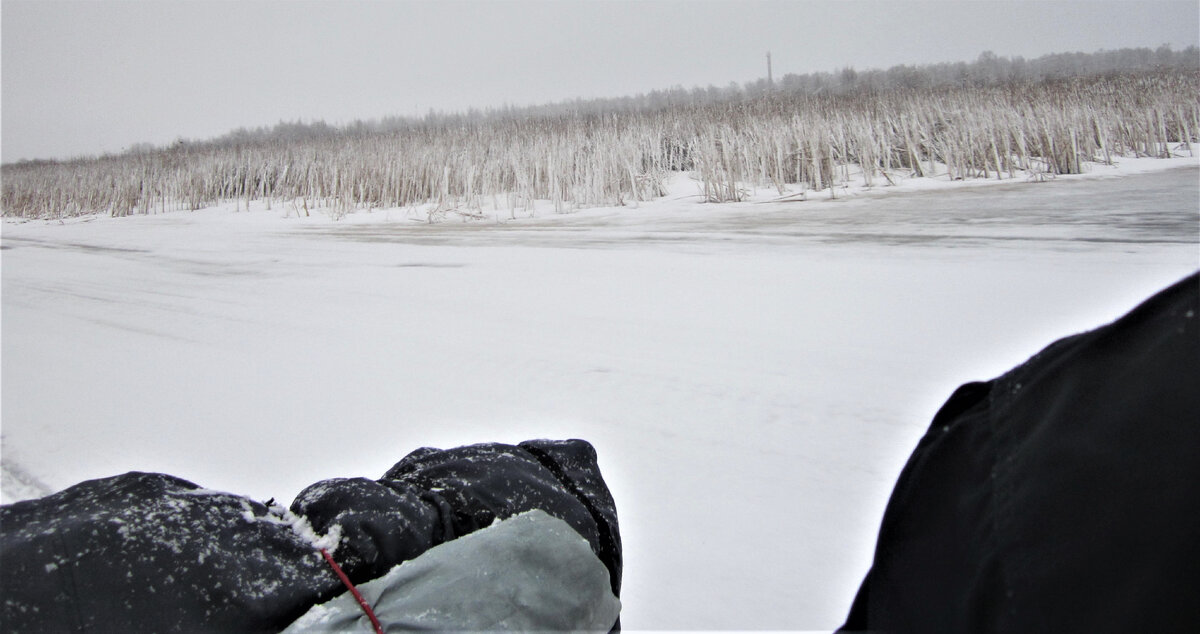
<box><xmin>2</xmin><ymin>166</ymin><xmax>1197</xmax><ymax>629</ymax></box>
<box><xmin>310</xmin><ymin>167</ymin><xmax>1198</xmax><ymax>251</ymax></box>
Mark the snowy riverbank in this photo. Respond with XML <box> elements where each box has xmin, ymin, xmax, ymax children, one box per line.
<box><xmin>7</xmin><ymin>144</ymin><xmax>1197</xmax><ymax>230</ymax></box>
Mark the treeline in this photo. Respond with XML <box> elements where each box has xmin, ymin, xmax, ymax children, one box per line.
<box><xmin>147</xmin><ymin>45</ymin><xmax>1200</xmax><ymax>151</ymax></box>
<box><xmin>527</xmin><ymin>45</ymin><xmax>1200</xmax><ymax>120</ymax></box>
<box><xmin>2</xmin><ymin>47</ymin><xmax>1198</xmax><ymax>219</ymax></box>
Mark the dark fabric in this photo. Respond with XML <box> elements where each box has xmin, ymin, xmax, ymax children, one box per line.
<box><xmin>0</xmin><ymin>438</ymin><xmax>620</xmax><ymax>632</ymax></box>
<box><xmin>841</xmin><ymin>272</ymin><xmax>1200</xmax><ymax>633</ymax></box>
<box><xmin>294</xmin><ymin>438</ymin><xmax>622</xmax><ymax>596</ymax></box>
<box><xmin>0</xmin><ymin>473</ymin><xmax>334</xmax><ymax>633</ymax></box>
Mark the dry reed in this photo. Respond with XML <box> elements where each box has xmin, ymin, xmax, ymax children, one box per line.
<box><xmin>3</xmin><ymin>69</ymin><xmax>1197</xmax><ymax>219</ymax></box>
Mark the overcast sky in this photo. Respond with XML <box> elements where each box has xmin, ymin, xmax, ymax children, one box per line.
<box><xmin>3</xmin><ymin>0</ymin><xmax>1198</xmax><ymax>163</ymax></box>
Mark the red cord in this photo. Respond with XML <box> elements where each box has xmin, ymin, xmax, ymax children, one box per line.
<box><xmin>320</xmin><ymin>548</ymin><xmax>385</xmax><ymax>634</ymax></box>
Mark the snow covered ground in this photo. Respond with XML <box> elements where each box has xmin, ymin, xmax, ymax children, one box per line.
<box><xmin>2</xmin><ymin>160</ymin><xmax>1197</xmax><ymax>630</ymax></box>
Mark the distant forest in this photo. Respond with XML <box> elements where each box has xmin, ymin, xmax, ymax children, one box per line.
<box><xmin>3</xmin><ymin>46</ymin><xmax>1198</xmax><ymax>219</ymax></box>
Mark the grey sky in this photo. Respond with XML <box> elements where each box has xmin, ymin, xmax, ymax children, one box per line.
<box><xmin>3</xmin><ymin>0</ymin><xmax>1197</xmax><ymax>163</ymax></box>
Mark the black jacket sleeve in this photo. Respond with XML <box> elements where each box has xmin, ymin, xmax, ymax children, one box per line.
<box><xmin>291</xmin><ymin>439</ymin><xmax>622</xmax><ymax>596</ymax></box>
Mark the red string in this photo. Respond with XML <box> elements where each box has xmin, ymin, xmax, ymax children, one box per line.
<box><xmin>320</xmin><ymin>548</ymin><xmax>384</xmax><ymax>634</ymax></box>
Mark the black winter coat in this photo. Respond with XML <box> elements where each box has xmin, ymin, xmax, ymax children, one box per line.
<box><xmin>841</xmin><ymin>272</ymin><xmax>1200</xmax><ymax>632</ymax></box>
